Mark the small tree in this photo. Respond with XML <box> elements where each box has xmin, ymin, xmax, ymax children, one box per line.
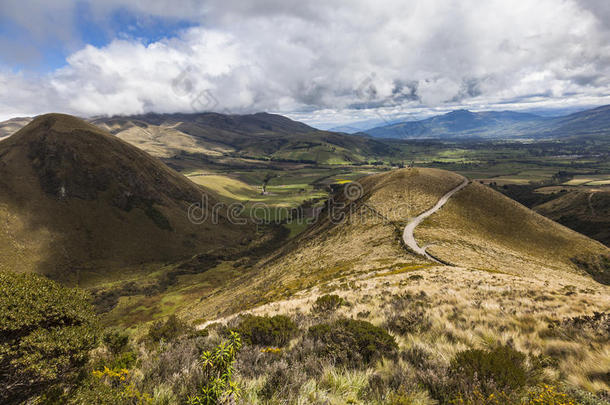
<box><xmin>188</xmin><ymin>332</ymin><xmax>242</xmax><ymax>405</ymax></box>
<box><xmin>0</xmin><ymin>271</ymin><xmax>98</xmax><ymax>404</ymax></box>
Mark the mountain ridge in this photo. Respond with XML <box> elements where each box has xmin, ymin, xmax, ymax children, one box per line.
<box><xmin>364</xmin><ymin>104</ymin><xmax>610</xmax><ymax>139</ymax></box>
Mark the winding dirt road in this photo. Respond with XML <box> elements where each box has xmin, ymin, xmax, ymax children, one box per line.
<box><xmin>402</xmin><ymin>178</ymin><xmax>469</xmax><ymax>262</ymax></box>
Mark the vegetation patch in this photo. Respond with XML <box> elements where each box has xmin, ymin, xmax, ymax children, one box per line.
<box><xmin>0</xmin><ymin>271</ymin><xmax>98</xmax><ymax>404</ymax></box>
<box><xmin>446</xmin><ymin>345</ymin><xmax>540</xmax><ymax>402</ymax></box>
<box><xmin>384</xmin><ymin>309</ymin><xmax>431</xmax><ymax>335</ymax></box>
<box><xmin>145</xmin><ymin>314</ymin><xmax>194</xmax><ymax>345</ymax></box>
<box><xmin>544</xmin><ymin>311</ymin><xmax>609</xmax><ymax>342</ymax></box>
<box><xmin>308</xmin><ymin>318</ymin><xmax>398</xmax><ymax>367</ymax></box>
<box><xmin>234</xmin><ymin>314</ymin><xmax>297</xmax><ymax>347</ymax></box>
<box><xmin>312</xmin><ymin>294</ymin><xmax>347</xmax><ymax>313</ymax></box>
<box><xmin>188</xmin><ymin>332</ymin><xmax>242</xmax><ymax>405</ymax></box>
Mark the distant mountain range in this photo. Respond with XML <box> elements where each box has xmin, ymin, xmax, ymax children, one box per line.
<box><xmin>364</xmin><ymin>105</ymin><xmax>610</xmax><ymax>139</ymax></box>
<box><xmin>2</xmin><ymin>105</ymin><xmax>609</xmax><ymax>151</ymax></box>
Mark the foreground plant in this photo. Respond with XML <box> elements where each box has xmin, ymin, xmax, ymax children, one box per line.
<box><xmin>0</xmin><ymin>271</ymin><xmax>98</xmax><ymax>404</ymax></box>
<box><xmin>188</xmin><ymin>331</ymin><xmax>242</xmax><ymax>405</ymax></box>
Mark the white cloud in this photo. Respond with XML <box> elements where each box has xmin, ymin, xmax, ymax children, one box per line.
<box><xmin>0</xmin><ymin>0</ymin><xmax>609</xmax><ymax>124</ymax></box>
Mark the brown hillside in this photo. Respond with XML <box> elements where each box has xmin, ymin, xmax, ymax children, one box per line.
<box><xmin>0</xmin><ymin>114</ymin><xmax>254</xmax><ymax>283</ymax></box>
<box><xmin>534</xmin><ymin>189</ymin><xmax>610</xmax><ymax>247</ymax></box>
<box><xmin>417</xmin><ymin>181</ymin><xmax>610</xmax><ymax>282</ymax></box>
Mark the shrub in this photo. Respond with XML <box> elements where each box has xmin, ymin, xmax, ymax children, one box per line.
<box><xmin>258</xmin><ymin>359</ymin><xmax>308</xmax><ymax>400</ymax></box>
<box><xmin>109</xmin><ymin>350</ymin><xmax>138</xmax><ymax>370</ymax></box>
<box><xmin>234</xmin><ymin>314</ymin><xmax>297</xmax><ymax>347</ymax></box>
<box><xmin>146</xmin><ymin>315</ymin><xmax>193</xmax><ymax>344</ymax></box>
<box><xmin>139</xmin><ymin>335</ymin><xmax>206</xmax><ymax>400</ymax></box>
<box><xmin>69</xmin><ymin>367</ymin><xmax>151</xmax><ymax>405</ymax></box>
<box><xmin>312</xmin><ymin>294</ymin><xmax>346</xmax><ymax>313</ymax></box>
<box><xmin>187</xmin><ymin>332</ymin><xmax>242</xmax><ymax>405</ymax></box>
<box><xmin>92</xmin><ymin>329</ymin><xmax>137</xmax><ymax>374</ymax></box>
<box><xmin>308</xmin><ymin>318</ymin><xmax>398</xmax><ymax>367</ymax></box>
<box><xmin>103</xmin><ymin>328</ymin><xmax>130</xmax><ymax>355</ymax></box>
<box><xmin>0</xmin><ymin>271</ymin><xmax>98</xmax><ymax>404</ymax></box>
<box><xmin>385</xmin><ymin>310</ymin><xmax>431</xmax><ymax>335</ymax></box>
<box><xmin>449</xmin><ymin>346</ymin><xmax>529</xmax><ymax>398</ymax></box>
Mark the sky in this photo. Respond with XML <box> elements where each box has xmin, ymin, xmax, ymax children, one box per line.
<box><xmin>0</xmin><ymin>0</ymin><xmax>609</xmax><ymax>128</ymax></box>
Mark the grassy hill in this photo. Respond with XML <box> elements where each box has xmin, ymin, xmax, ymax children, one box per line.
<box><xmin>534</xmin><ymin>189</ymin><xmax>610</xmax><ymax>247</ymax></box>
<box><xmin>91</xmin><ymin>112</ymin><xmax>395</xmax><ymax>166</ymax></box>
<box><xmin>416</xmin><ymin>181</ymin><xmax>609</xmax><ymax>283</ymax></box>
<box><xmin>175</xmin><ymin>168</ymin><xmax>608</xmax><ymax>322</ymax></box>
<box><xmin>0</xmin><ymin>114</ymin><xmax>254</xmax><ymax>283</ymax></box>
<box><xmin>153</xmin><ymin>167</ymin><xmax>610</xmax><ymax>402</ymax></box>
<box><xmin>4</xmin><ymin>163</ymin><xmax>608</xmax><ymax>402</ymax></box>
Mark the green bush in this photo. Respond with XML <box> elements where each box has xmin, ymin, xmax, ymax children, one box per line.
<box><xmin>234</xmin><ymin>314</ymin><xmax>297</xmax><ymax>347</ymax></box>
<box><xmin>0</xmin><ymin>271</ymin><xmax>98</xmax><ymax>404</ymax></box>
<box><xmin>146</xmin><ymin>314</ymin><xmax>193</xmax><ymax>344</ymax></box>
<box><xmin>312</xmin><ymin>294</ymin><xmax>346</xmax><ymax>313</ymax></box>
<box><xmin>69</xmin><ymin>368</ymin><xmax>151</xmax><ymax>405</ymax></box>
<box><xmin>103</xmin><ymin>328</ymin><xmax>130</xmax><ymax>355</ymax></box>
<box><xmin>308</xmin><ymin>318</ymin><xmax>398</xmax><ymax>367</ymax></box>
<box><xmin>449</xmin><ymin>345</ymin><xmax>529</xmax><ymax>398</ymax></box>
<box><xmin>188</xmin><ymin>332</ymin><xmax>242</xmax><ymax>405</ymax></box>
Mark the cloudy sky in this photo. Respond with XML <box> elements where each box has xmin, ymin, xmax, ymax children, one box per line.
<box><xmin>1</xmin><ymin>0</ymin><xmax>609</xmax><ymax>128</ymax></box>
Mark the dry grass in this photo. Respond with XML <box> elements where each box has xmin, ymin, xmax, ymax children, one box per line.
<box><xmin>416</xmin><ymin>181</ymin><xmax>609</xmax><ymax>279</ymax></box>
<box><xmin>201</xmin><ymin>265</ymin><xmax>609</xmax><ymax>401</ymax></box>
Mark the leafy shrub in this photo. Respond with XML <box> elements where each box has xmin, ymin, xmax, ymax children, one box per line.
<box><xmin>92</xmin><ymin>329</ymin><xmax>137</xmax><ymax>374</ymax></box>
<box><xmin>146</xmin><ymin>314</ymin><xmax>193</xmax><ymax>344</ymax></box>
<box><xmin>308</xmin><ymin>318</ymin><xmax>398</xmax><ymax>367</ymax></box>
<box><xmin>110</xmin><ymin>350</ymin><xmax>139</xmax><ymax>370</ymax></box>
<box><xmin>103</xmin><ymin>328</ymin><xmax>130</xmax><ymax>355</ymax></box>
<box><xmin>0</xmin><ymin>271</ymin><xmax>98</xmax><ymax>404</ymax></box>
<box><xmin>312</xmin><ymin>294</ymin><xmax>346</xmax><ymax>313</ymax></box>
<box><xmin>187</xmin><ymin>332</ymin><xmax>242</xmax><ymax>405</ymax></box>
<box><xmin>234</xmin><ymin>314</ymin><xmax>297</xmax><ymax>347</ymax></box>
<box><xmin>70</xmin><ymin>367</ymin><xmax>151</xmax><ymax>405</ymax></box>
<box><xmin>449</xmin><ymin>346</ymin><xmax>530</xmax><ymax>398</ymax></box>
